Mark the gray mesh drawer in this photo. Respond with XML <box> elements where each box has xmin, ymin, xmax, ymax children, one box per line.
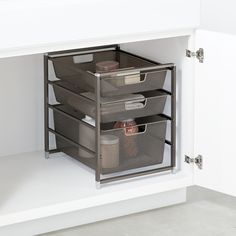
<box><xmin>53</xmin><ymin>111</ymin><xmax>168</xmax><ymax>174</ymax></box>
<box><xmin>52</xmin><ymin>84</ymin><xmax>168</xmax><ymax>123</ymax></box>
<box><xmin>51</xmin><ymin>49</ymin><xmax>167</xmax><ymax>96</ymax></box>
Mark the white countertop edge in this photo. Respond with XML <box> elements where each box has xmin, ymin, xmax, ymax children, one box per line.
<box><xmin>0</xmin><ymin>28</ymin><xmax>195</xmax><ymax>59</ymax></box>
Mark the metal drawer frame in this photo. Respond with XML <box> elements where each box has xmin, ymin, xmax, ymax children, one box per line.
<box><xmin>44</xmin><ymin>45</ymin><xmax>176</xmax><ymax>186</ymax></box>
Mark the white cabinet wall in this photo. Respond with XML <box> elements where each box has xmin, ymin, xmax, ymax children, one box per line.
<box><xmin>0</xmin><ymin>55</ymin><xmax>44</xmax><ymax>157</ymax></box>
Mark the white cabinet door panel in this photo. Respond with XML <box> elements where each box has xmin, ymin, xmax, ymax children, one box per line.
<box><xmin>201</xmin><ymin>0</ymin><xmax>236</xmax><ymax>35</ymax></box>
<box><xmin>194</xmin><ymin>30</ymin><xmax>236</xmax><ymax>196</ymax></box>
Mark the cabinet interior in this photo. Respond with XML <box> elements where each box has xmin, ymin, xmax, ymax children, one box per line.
<box><xmin>120</xmin><ymin>35</ymin><xmax>194</xmax><ymax>176</ymax></box>
<box><xmin>0</xmin><ymin>35</ymin><xmax>193</xmax><ymax>180</ymax></box>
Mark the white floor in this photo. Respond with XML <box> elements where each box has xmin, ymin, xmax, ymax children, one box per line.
<box><xmin>42</xmin><ymin>187</ymin><xmax>236</xmax><ymax>236</ymax></box>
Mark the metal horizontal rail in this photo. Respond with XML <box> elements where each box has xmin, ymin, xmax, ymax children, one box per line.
<box><xmin>99</xmin><ymin>64</ymin><xmax>174</xmax><ymax>78</ymax></box>
<box><xmin>100</xmin><ymin>166</ymin><xmax>173</xmax><ymax>184</ymax></box>
<box><xmin>119</xmin><ymin>48</ymin><xmax>175</xmax><ymax>69</ymax></box>
<box><xmin>48</xmin><ymin>44</ymin><xmax>118</xmax><ymax>59</ymax></box>
<box><xmin>48</xmin><ymin>128</ymin><xmax>95</xmax><ymax>155</ymax></box>
<box><xmin>48</xmin><ymin>104</ymin><xmax>94</xmax><ymax>129</ymax></box>
<box><xmin>159</xmin><ymin>114</ymin><xmax>172</xmax><ymax>121</ymax></box>
<box><xmin>165</xmin><ymin>140</ymin><xmax>172</xmax><ymax>146</ymax></box>
<box><xmin>48</xmin><ymin>81</ymin><xmax>95</xmax><ymax>104</ymax></box>
<box><xmin>49</xmin><ymin>149</ymin><xmax>60</xmax><ymax>154</ymax></box>
<box><xmin>159</xmin><ymin>89</ymin><xmax>172</xmax><ymax>96</ymax></box>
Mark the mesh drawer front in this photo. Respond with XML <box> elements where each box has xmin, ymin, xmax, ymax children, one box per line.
<box><xmin>54</xmin><ymin>111</ymin><xmax>168</xmax><ymax>174</ymax></box>
<box><xmin>53</xmin><ymin>84</ymin><xmax>168</xmax><ymax>123</ymax></box>
<box><xmin>100</xmin><ymin>70</ymin><xmax>167</xmax><ymax>96</ymax></box>
<box><xmin>51</xmin><ymin>49</ymin><xmax>167</xmax><ymax>96</ymax></box>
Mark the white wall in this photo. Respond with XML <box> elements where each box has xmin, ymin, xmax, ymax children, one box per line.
<box><xmin>201</xmin><ymin>0</ymin><xmax>236</xmax><ymax>35</ymax></box>
<box><xmin>0</xmin><ymin>55</ymin><xmax>44</xmax><ymax>157</ymax></box>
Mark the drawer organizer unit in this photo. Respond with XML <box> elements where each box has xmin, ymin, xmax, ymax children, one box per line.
<box><xmin>44</xmin><ymin>45</ymin><xmax>176</xmax><ymax>184</ymax></box>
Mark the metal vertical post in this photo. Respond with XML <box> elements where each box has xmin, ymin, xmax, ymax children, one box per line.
<box><xmin>44</xmin><ymin>54</ymin><xmax>49</xmax><ymax>159</ymax></box>
<box><xmin>171</xmin><ymin>66</ymin><xmax>176</xmax><ymax>168</ymax></box>
<box><xmin>95</xmin><ymin>73</ymin><xmax>101</xmax><ymax>185</ymax></box>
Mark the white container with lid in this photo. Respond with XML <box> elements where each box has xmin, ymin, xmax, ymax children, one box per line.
<box><xmin>78</xmin><ymin>115</ymin><xmax>95</xmax><ymax>158</ymax></box>
<box><xmin>101</xmin><ymin>134</ymin><xmax>119</xmax><ymax>169</ymax></box>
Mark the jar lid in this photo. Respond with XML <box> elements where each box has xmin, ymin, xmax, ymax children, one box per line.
<box><xmin>96</xmin><ymin>60</ymin><xmax>119</xmax><ymax>72</ymax></box>
<box><xmin>101</xmin><ymin>135</ymin><xmax>119</xmax><ymax>145</ymax></box>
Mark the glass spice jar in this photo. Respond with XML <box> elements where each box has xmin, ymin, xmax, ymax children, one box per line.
<box><xmin>114</xmin><ymin>119</ymin><xmax>138</xmax><ymax>158</ymax></box>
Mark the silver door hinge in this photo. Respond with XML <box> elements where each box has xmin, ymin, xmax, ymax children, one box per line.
<box><xmin>185</xmin><ymin>155</ymin><xmax>203</xmax><ymax>169</ymax></box>
<box><xmin>186</xmin><ymin>48</ymin><xmax>204</xmax><ymax>63</ymax></box>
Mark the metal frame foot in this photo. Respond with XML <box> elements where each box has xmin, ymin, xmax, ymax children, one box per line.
<box><xmin>171</xmin><ymin>167</ymin><xmax>179</xmax><ymax>174</ymax></box>
<box><xmin>45</xmin><ymin>151</ymin><xmax>50</xmax><ymax>159</ymax></box>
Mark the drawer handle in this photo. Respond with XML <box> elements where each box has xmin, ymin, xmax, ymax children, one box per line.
<box><xmin>125</xmin><ymin>98</ymin><xmax>147</xmax><ymax>111</ymax></box>
<box><xmin>125</xmin><ymin>124</ymin><xmax>147</xmax><ymax>136</ymax></box>
<box><xmin>73</xmin><ymin>54</ymin><xmax>93</xmax><ymax>64</ymax></box>
<box><xmin>124</xmin><ymin>73</ymin><xmax>147</xmax><ymax>85</ymax></box>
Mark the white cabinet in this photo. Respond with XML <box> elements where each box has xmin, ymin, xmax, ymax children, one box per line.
<box><xmin>0</xmin><ymin>0</ymin><xmax>200</xmax><ymax>58</ymax></box>
<box><xmin>121</xmin><ymin>29</ymin><xmax>236</xmax><ymax>198</ymax></box>
<box><xmin>194</xmin><ymin>30</ymin><xmax>236</xmax><ymax>197</ymax></box>
<box><xmin>0</xmin><ymin>0</ymin><xmax>236</xmax><ymax>234</ymax></box>
<box><xmin>201</xmin><ymin>0</ymin><xmax>236</xmax><ymax>35</ymax></box>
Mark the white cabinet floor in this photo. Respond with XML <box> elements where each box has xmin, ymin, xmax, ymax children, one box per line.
<box><xmin>42</xmin><ymin>187</ymin><xmax>236</xmax><ymax>236</ymax></box>
<box><xmin>0</xmin><ymin>151</ymin><xmax>191</xmax><ymax>229</ymax></box>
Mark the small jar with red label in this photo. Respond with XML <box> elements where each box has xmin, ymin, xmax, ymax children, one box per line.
<box><xmin>114</xmin><ymin>119</ymin><xmax>138</xmax><ymax>158</ymax></box>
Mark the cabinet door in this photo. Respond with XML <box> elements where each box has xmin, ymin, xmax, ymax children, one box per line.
<box><xmin>194</xmin><ymin>30</ymin><xmax>236</xmax><ymax>196</ymax></box>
